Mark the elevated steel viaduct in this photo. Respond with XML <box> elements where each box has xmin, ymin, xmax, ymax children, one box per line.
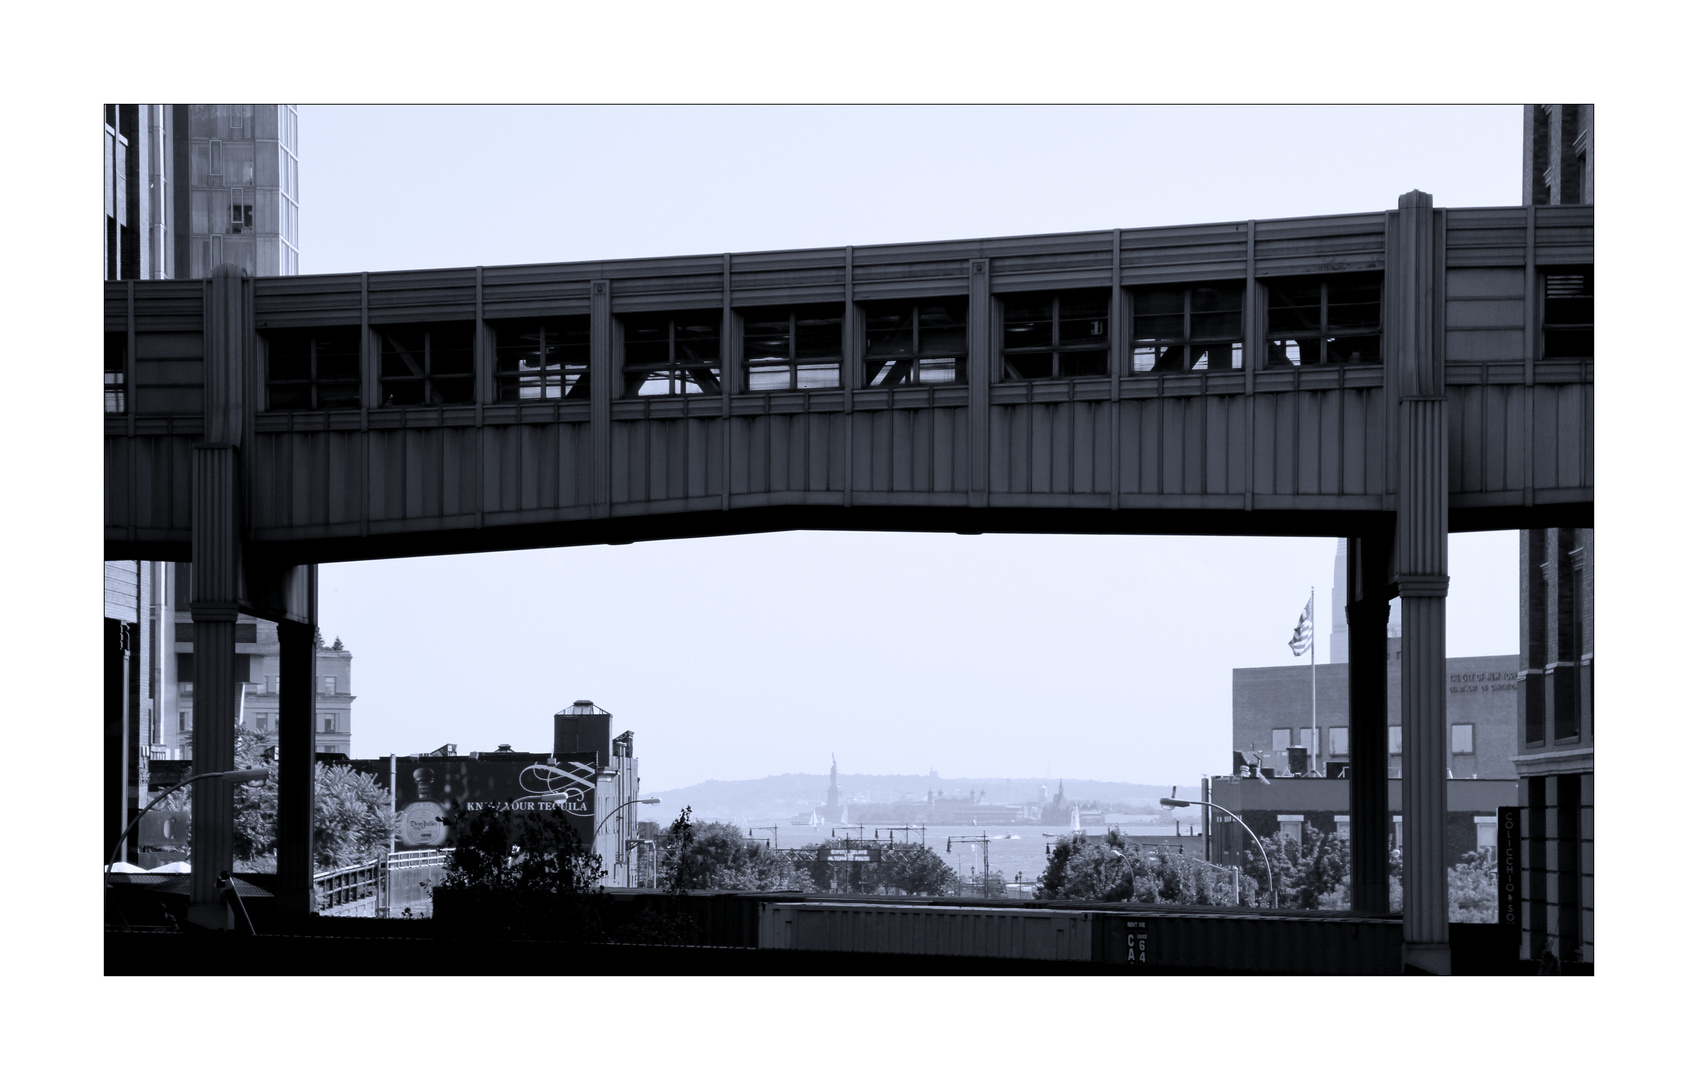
<box><xmin>104</xmin><ymin>191</ymin><xmax>1591</xmax><ymax>972</ymax></box>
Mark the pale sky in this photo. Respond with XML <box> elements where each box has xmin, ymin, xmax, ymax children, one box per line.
<box><xmin>288</xmin><ymin>106</ymin><xmax>1526</xmax><ymax>791</ymax></box>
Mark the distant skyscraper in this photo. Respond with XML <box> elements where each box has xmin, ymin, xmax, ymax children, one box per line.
<box><xmin>174</xmin><ymin>104</ymin><xmax>301</xmax><ymax>278</ymax></box>
<box><xmin>103</xmin><ymin>104</ymin><xmax>300</xmax><ymax>283</ymax></box>
<box><xmin>1328</xmin><ymin>539</ymin><xmax>1400</xmax><ymax>664</ymax></box>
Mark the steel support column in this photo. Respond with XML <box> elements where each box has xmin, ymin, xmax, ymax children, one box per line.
<box><xmin>187</xmin><ymin>263</ymin><xmax>247</xmax><ymax>929</ymax></box>
<box><xmin>275</xmin><ymin>605</ymin><xmax>317</xmax><ymax>915</ymax></box>
<box><xmin>1392</xmin><ymin>190</ymin><xmax>1450</xmax><ymax>973</ymax></box>
<box><xmin>968</xmin><ymin>258</ymin><xmax>991</xmax><ymax>509</ymax></box>
<box><xmin>590</xmin><ymin>279</ymin><xmax>611</xmax><ymax>517</ymax></box>
<box><xmin>105</xmin><ymin>618</ymin><xmax>131</xmax><ymax>861</ymax></box>
<box><xmin>1346</xmin><ymin>532</ymin><xmax>1392</xmax><ymax>914</ymax></box>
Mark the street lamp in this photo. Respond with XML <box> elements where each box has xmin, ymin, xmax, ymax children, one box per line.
<box><xmin>595</xmin><ymin>797</ymin><xmax>660</xmax><ymax>835</ymax></box>
<box><xmin>593</xmin><ymin>797</ymin><xmax>660</xmax><ymax>889</ymax></box>
<box><xmin>105</xmin><ymin>767</ymin><xmax>270</xmax><ymax>924</ymax></box>
<box><xmin>1160</xmin><ymin>786</ymin><xmax>1277</xmax><ymax>910</ymax></box>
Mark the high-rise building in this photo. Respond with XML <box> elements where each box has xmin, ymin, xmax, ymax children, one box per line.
<box><xmin>104</xmin><ymin>105</ymin><xmax>323</xmax><ymax>865</ymax></box>
<box><xmin>174</xmin><ymin>104</ymin><xmax>301</xmax><ymax>279</ymax></box>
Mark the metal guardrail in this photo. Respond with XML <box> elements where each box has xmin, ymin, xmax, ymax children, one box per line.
<box><xmin>383</xmin><ymin>848</ymin><xmax>453</xmax><ymax>918</ymax></box>
<box><xmin>314</xmin><ymin>850</ymin><xmax>455</xmax><ymax>917</ymax></box>
<box><xmin>314</xmin><ymin>860</ymin><xmax>380</xmax><ymax>916</ymax></box>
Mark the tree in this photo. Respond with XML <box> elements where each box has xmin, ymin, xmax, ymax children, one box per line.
<box><xmin>440</xmin><ymin>806</ymin><xmax>604</xmax><ymax>896</ymax></box>
<box><xmin>228</xmin><ymin>726</ymin><xmax>396</xmax><ymax>872</ymax></box>
<box><xmin>1035</xmin><ymin>831</ymin><xmax>1242</xmax><ymax>906</ymax></box>
<box><xmin>660</xmin><ymin>812</ymin><xmax>804</xmax><ymax>891</ymax></box>
<box><xmin>434</xmin><ymin>805</ymin><xmax>607</xmax><ymax>941</ymax></box>
<box><xmin>879</xmin><ymin>843</ymin><xmax>957</xmax><ymax>896</ymax></box>
<box><xmin>1237</xmin><ymin>824</ymin><xmax>1347</xmax><ymax>910</ymax></box>
<box><xmin>1448</xmin><ymin>848</ymin><xmax>1497</xmax><ymax>923</ymax></box>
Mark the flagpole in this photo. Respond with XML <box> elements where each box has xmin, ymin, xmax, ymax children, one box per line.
<box><xmin>1309</xmin><ymin>586</ymin><xmax>1318</xmax><ymax>777</ymax></box>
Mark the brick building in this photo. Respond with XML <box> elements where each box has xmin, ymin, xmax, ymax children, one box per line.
<box><xmin>1232</xmin><ymin>543</ymin><xmax>1519</xmax><ymax>782</ymax></box>
<box><xmin>1515</xmin><ymin>104</ymin><xmax>1594</xmax><ymax>968</ymax></box>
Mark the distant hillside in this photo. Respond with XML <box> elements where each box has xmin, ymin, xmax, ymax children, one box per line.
<box><xmin>640</xmin><ymin>773</ymin><xmax>1202</xmax><ymax>825</ymax></box>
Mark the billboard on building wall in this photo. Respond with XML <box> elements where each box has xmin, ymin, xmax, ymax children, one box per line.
<box><xmin>356</xmin><ymin>753</ymin><xmax>599</xmax><ymax>852</ymax></box>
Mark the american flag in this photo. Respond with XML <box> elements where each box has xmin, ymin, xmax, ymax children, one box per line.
<box><xmin>1288</xmin><ymin>596</ymin><xmax>1314</xmax><ymax>656</ymax></box>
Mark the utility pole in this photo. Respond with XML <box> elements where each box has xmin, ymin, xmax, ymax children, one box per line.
<box><xmin>876</xmin><ymin>825</ymin><xmax>926</xmax><ymax>846</ymax></box>
<box><xmin>947</xmin><ymin>833</ymin><xmax>1007</xmax><ymax>899</ymax></box>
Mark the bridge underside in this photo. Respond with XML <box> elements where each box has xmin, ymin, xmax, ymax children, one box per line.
<box><xmin>108</xmin><ymin>501</ymin><xmax>1591</xmax><ymax>569</ymax></box>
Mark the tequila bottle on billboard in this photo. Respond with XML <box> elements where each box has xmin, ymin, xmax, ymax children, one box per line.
<box><xmin>398</xmin><ymin>767</ymin><xmax>450</xmax><ymax>848</ymax></box>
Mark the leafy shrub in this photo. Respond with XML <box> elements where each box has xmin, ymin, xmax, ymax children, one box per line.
<box><xmin>434</xmin><ymin>805</ymin><xmax>606</xmax><ymax>941</ymax></box>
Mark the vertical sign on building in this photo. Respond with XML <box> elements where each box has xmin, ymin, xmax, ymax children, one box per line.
<box><xmin>1497</xmin><ymin>805</ymin><xmax>1520</xmax><ymax>927</ymax></box>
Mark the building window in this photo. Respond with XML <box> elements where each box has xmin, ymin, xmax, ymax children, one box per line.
<box><xmin>322</xmin><ymin>676</ymin><xmax>337</xmax><ymax>695</ymax></box>
<box><xmin>105</xmin><ymin>332</ymin><xmax>126</xmax><ymax>413</ymax></box>
<box><xmin>266</xmin><ymin>674</ymin><xmax>278</xmax><ymax>695</ymax></box>
<box><xmin>379</xmin><ymin>323</ymin><xmax>475</xmax><ymax>406</ymax></box>
<box><xmin>209</xmin><ymin>139</ymin><xmax>223</xmax><ymax>182</ymax></box>
<box><xmin>230</xmin><ymin>188</ymin><xmax>254</xmax><ymax>232</ymax></box>
<box><xmin>1474</xmin><ymin>815</ymin><xmax>1498</xmax><ymax>851</ymax></box>
<box><xmin>1328</xmin><ymin>727</ymin><xmax>1349</xmax><ymax>756</ymax></box>
<box><xmin>494</xmin><ymin>317</ymin><xmax>590</xmax><ymax>401</ymax></box>
<box><xmin>1542</xmin><ymin>268</ymin><xmax>1592</xmax><ymax>359</ymax></box>
<box><xmin>178</xmin><ymin>711</ymin><xmax>191</xmax><ymax>732</ymax></box>
<box><xmin>1393</xmin><ymin>815</ymin><xmax>1403</xmax><ymax>851</ymax></box>
<box><xmin>1277</xmin><ymin>815</ymin><xmax>1304</xmax><ymax>847</ymax></box>
<box><xmin>266</xmin><ymin>328</ymin><xmax>362</xmax><ymax>411</ymax></box>
<box><xmin>1526</xmin><ymin>528</ymin><xmax>1548</xmax><ymax>747</ymax></box>
<box><xmin>1130</xmin><ymin>283</ymin><xmax>1243</xmax><ymax>373</ymax></box>
<box><xmin>1451</xmin><ymin>723</ymin><xmax>1475</xmax><ymax>755</ymax></box>
<box><xmin>1270</xmin><ymin>728</ymin><xmax>1291</xmax><ymax>752</ymax></box>
<box><xmin>1388</xmin><ymin>725</ymin><xmax>1402</xmax><ymax>755</ymax></box>
<box><xmin>321</xmin><ymin>714</ymin><xmax>336</xmax><ymax>733</ymax></box>
<box><xmin>255</xmin><ymin>713</ymin><xmax>270</xmax><ymax>733</ymax></box>
<box><xmin>621</xmin><ymin>312</ymin><xmax>722</xmax><ymax>396</ymax></box>
<box><xmin>742</xmin><ymin>305</ymin><xmax>842</xmax><ymax>391</ymax></box>
<box><xmin>1264</xmin><ymin>273</ymin><xmax>1382</xmax><ymax>367</ymax></box>
<box><xmin>1001</xmin><ymin>290</ymin><xmax>1109</xmax><ymax>380</ymax></box>
<box><xmin>1554</xmin><ymin>530</ymin><xmax>1583</xmax><ymax>741</ymax></box>
<box><xmin>862</xmin><ymin>298</ymin><xmax>968</xmax><ymax>387</ymax></box>
<box><xmin>1333</xmin><ymin>815</ymin><xmax>1350</xmax><ymax>843</ymax></box>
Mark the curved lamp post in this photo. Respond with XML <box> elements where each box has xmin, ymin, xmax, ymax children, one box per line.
<box><xmin>595</xmin><ymin>796</ymin><xmax>660</xmax><ymax>835</ymax></box>
<box><xmin>593</xmin><ymin>797</ymin><xmax>660</xmax><ymax>889</ymax></box>
<box><xmin>105</xmin><ymin>767</ymin><xmax>270</xmax><ymax>924</ymax></box>
<box><xmin>1160</xmin><ymin>787</ymin><xmax>1277</xmax><ymax>910</ymax></box>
